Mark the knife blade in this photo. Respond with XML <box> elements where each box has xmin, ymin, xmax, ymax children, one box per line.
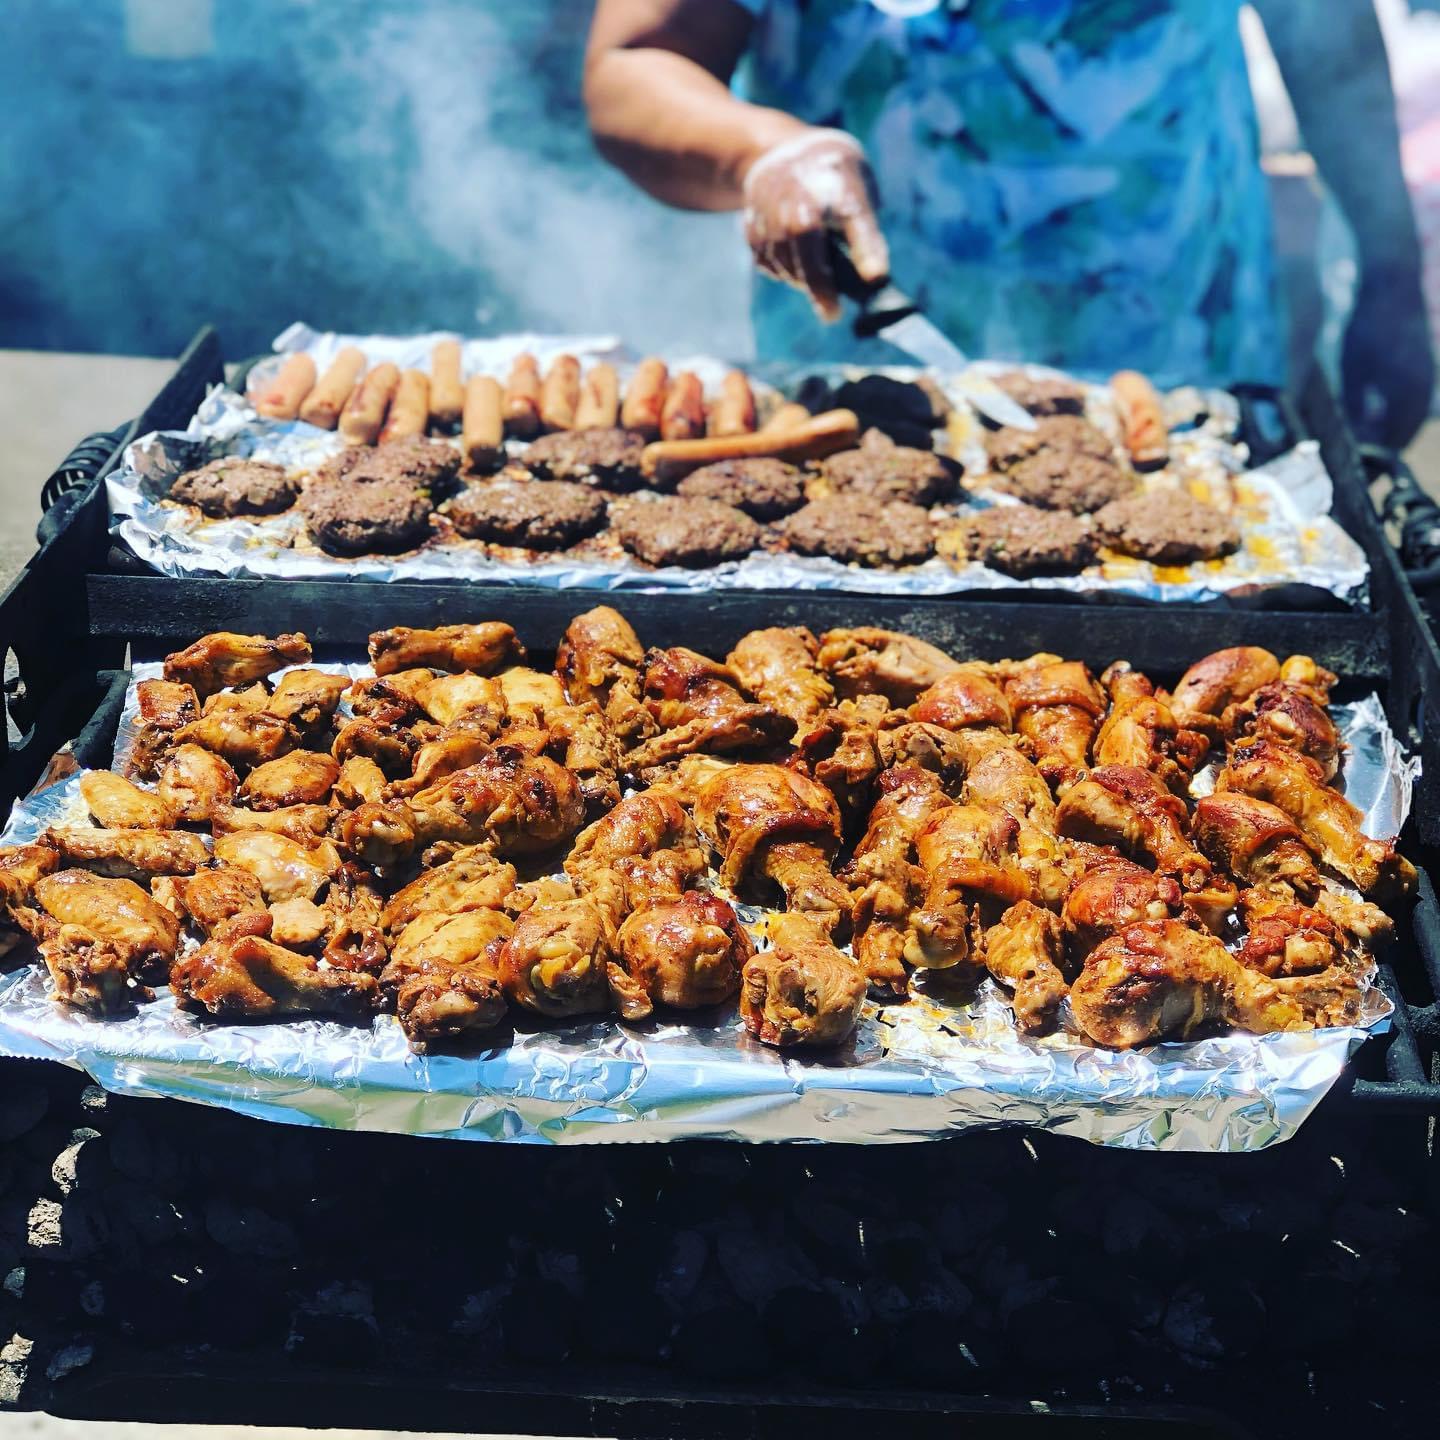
<box><xmin>828</xmin><ymin>242</ymin><xmax>1037</xmax><ymax>431</ymax></box>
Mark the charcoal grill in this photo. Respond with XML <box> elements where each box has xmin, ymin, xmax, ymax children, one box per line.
<box><xmin>0</xmin><ymin>331</ymin><xmax>1436</xmax><ymax>1435</ymax></box>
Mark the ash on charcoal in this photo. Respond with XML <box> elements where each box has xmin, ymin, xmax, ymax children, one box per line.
<box><xmin>0</xmin><ymin>1333</ymin><xmax>32</xmax><ymax>1404</ymax></box>
<box><xmin>49</xmin><ymin>1129</ymin><xmax>105</xmax><ymax>1198</ymax></box>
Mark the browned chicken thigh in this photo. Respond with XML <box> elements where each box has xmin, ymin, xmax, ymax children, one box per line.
<box><xmin>726</xmin><ymin>627</ymin><xmax>835</xmax><ymax>731</ymax></box>
<box><xmin>381</xmin><ymin>906</ymin><xmax>513</xmax><ymax>1045</ymax></box>
<box><xmin>1004</xmin><ymin>659</ymin><xmax>1106</xmax><ymax>788</ymax></box>
<box><xmin>911</xmin><ymin>667</ymin><xmax>1012</xmax><ymax>732</ymax></box>
<box><xmin>163</xmin><ymin>631</ymin><xmax>312</xmax><ymax>698</ymax></box>
<box><xmin>1190</xmin><ymin>793</ymin><xmax>1322</xmax><ymax>900</ymax></box>
<box><xmin>1221</xmin><ymin>681</ymin><xmax>1341</xmax><ymax>779</ymax></box>
<box><xmin>156</xmin><ymin>864</ymin><xmax>266</xmax><ymax>937</ymax></box>
<box><xmin>1094</xmin><ymin>662</ymin><xmax>1208</xmax><ymax>791</ymax></box>
<box><xmin>555</xmin><ymin>605</ymin><xmax>655</xmax><ymax>745</ymax></box>
<box><xmin>212</xmin><ymin>830</ymin><xmax>340</xmax><ymax>903</ymax></box>
<box><xmin>1062</xmin><ymin>852</ymin><xmax>1184</xmax><ymax>962</ymax></box>
<box><xmin>610</xmin><ymin>891</ymin><xmax>754</xmax><ymax>1020</ymax></box>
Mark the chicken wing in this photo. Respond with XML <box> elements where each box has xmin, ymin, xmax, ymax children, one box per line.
<box><xmin>379</xmin><ymin>849</ymin><xmax>517</xmax><ymax>935</ymax></box>
<box><xmin>498</xmin><ymin>895</ymin><xmax>614</xmax><ymax>1019</ymax></box>
<box><xmin>45</xmin><ymin>827</ymin><xmax>208</xmax><ymax>880</ymax></box>
<box><xmin>210</xmin><ymin>803</ymin><xmax>333</xmax><ymax>844</ymax></box>
<box><xmin>740</xmin><ymin>913</ymin><xmax>865</xmax><ymax>1049</ymax></box>
<box><xmin>30</xmin><ymin>868</ymin><xmax>180</xmax><ymax>985</ymax></box>
<box><xmin>158</xmin><ymin>864</ymin><xmax>267</xmax><ymax>936</ymax></box>
<box><xmin>556</xmin><ymin>605</ymin><xmax>656</xmax><ymax>746</ymax></box>
<box><xmin>381</xmin><ymin>907</ymin><xmax>513</xmax><ymax>1044</ymax></box>
<box><xmin>269</xmin><ymin>897</ymin><xmax>331</xmax><ymax>949</ymax></box>
<box><xmin>496</xmin><ymin>666</ymin><xmax>567</xmax><ymax>724</ymax></box>
<box><xmin>984</xmin><ymin>900</ymin><xmax>1068</xmax><ymax>1033</ymax></box>
<box><xmin>1094</xmin><ymin>663</ymin><xmax>1208</xmax><ymax>792</ymax></box>
<box><xmin>77</xmin><ymin>770</ymin><xmax>177</xmax><ymax>830</ymax></box>
<box><xmin>264</xmin><ymin>668</ymin><xmax>348</xmax><ymax>735</ymax></box>
<box><xmin>727</xmin><ymin>627</ymin><xmax>835</xmax><ymax>731</ymax></box>
<box><xmin>609</xmin><ymin>892</ymin><xmax>754</xmax><ymax>1021</ymax></box>
<box><xmin>239</xmin><ymin>751</ymin><xmax>340</xmax><ymax>809</ymax></box>
<box><xmin>1190</xmin><ymin>793</ymin><xmax>1322</xmax><ymax>900</ymax></box>
<box><xmin>1061</xmin><ymin>852</ymin><xmax>1184</xmax><ymax>962</ymax></box>
<box><xmin>163</xmin><ymin>631</ymin><xmax>312</xmax><ymax>698</ymax></box>
<box><xmin>544</xmin><ymin>703</ymin><xmax>622</xmax><ymax>812</ymax></box>
<box><xmin>21</xmin><ymin>920</ymin><xmax>141</xmax><ymax>1013</ymax></box>
<box><xmin>411</xmin><ymin>672</ymin><xmax>507</xmax><ymax>731</ymax></box>
<box><xmin>128</xmin><ymin>679</ymin><xmax>201</xmax><ymax>777</ymax></box>
<box><xmin>1167</xmin><ymin>646</ymin><xmax>1279</xmax><ymax>731</ymax></box>
<box><xmin>368</xmin><ymin>622</ymin><xmax>524</xmax><ymax>676</ymax></box>
<box><xmin>1220</xmin><ymin>681</ymin><xmax>1340</xmax><ymax>780</ymax></box>
<box><xmin>156</xmin><ymin>743</ymin><xmax>238</xmax><ymax>823</ymax></box>
<box><xmin>333</xmin><ymin>755</ymin><xmax>388</xmax><ymax>808</ymax></box>
<box><xmin>347</xmin><ymin>670</ymin><xmax>434</xmax><ymax>722</ymax></box>
<box><xmin>212</xmin><ymin>830</ymin><xmax>340</xmax><ymax>903</ymax></box>
<box><xmin>911</xmin><ymin>667</ymin><xmax>1012</xmax><ymax>732</ymax></box>
<box><xmin>817</xmin><ymin>627</ymin><xmax>961</xmax><ymax>705</ymax></box>
<box><xmin>0</xmin><ymin>843</ymin><xmax>61</xmax><ymax>953</ymax></box>
<box><xmin>173</xmin><ymin>708</ymin><xmax>300</xmax><ymax>771</ymax></box>
<box><xmin>331</xmin><ymin>710</ymin><xmax>430</xmax><ymax>779</ymax></box>
<box><xmin>1004</xmin><ymin>659</ymin><xmax>1106</xmax><ymax>788</ymax></box>
<box><xmin>1216</xmin><ymin>740</ymin><xmax>1416</xmax><ymax>899</ymax></box>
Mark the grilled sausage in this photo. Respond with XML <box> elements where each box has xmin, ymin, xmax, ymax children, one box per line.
<box><xmin>574</xmin><ymin>363</ymin><xmax>620</xmax><ymax>429</ymax></box>
<box><xmin>298</xmin><ymin>347</ymin><xmax>366</xmax><ymax>430</ymax></box>
<box><xmin>1111</xmin><ymin>370</ymin><xmax>1168</xmax><ymax>470</ymax></box>
<box><xmin>379</xmin><ymin>368</ymin><xmax>430</xmax><ymax>444</ymax></box>
<box><xmin>429</xmin><ymin>339</ymin><xmax>464</xmax><ymax>430</ymax></box>
<box><xmin>643</xmin><ymin>409</ymin><xmax>862</xmax><ymax>482</ymax></box>
<box><xmin>254</xmin><ymin>354</ymin><xmax>317</xmax><ymax>421</ymax></box>
<box><xmin>462</xmin><ymin>376</ymin><xmax>505</xmax><ymax>472</ymax></box>
<box><xmin>761</xmin><ymin>401</ymin><xmax>812</xmax><ymax>434</ymax></box>
<box><xmin>338</xmin><ymin>362</ymin><xmax>401</xmax><ymax>444</ymax></box>
<box><xmin>708</xmin><ymin>370</ymin><xmax>757</xmax><ymax>437</ymax></box>
<box><xmin>660</xmin><ymin>371</ymin><xmax>706</xmax><ymax>441</ymax></box>
<box><xmin>503</xmin><ymin>353</ymin><xmax>543</xmax><ymax>438</ymax></box>
<box><xmin>540</xmin><ymin>354</ymin><xmax>581</xmax><ymax>431</ymax></box>
<box><xmin>620</xmin><ymin>358</ymin><xmax>669</xmax><ymax>439</ymax></box>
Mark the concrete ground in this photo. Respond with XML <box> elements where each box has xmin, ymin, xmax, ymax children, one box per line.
<box><xmin>0</xmin><ymin>1425</ymin><xmax>559</xmax><ymax>1440</ymax></box>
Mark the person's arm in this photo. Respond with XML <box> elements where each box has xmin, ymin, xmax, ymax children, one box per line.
<box><xmin>1253</xmin><ymin>0</ymin><xmax>1434</xmax><ymax>445</ymax></box>
<box><xmin>584</xmin><ymin>0</ymin><xmax>889</xmax><ymax>316</ymax></box>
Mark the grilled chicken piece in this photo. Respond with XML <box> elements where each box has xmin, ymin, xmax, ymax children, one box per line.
<box><xmin>387</xmin><ymin>727</ymin><xmax>495</xmax><ymax>798</ymax></box>
<box><xmin>204</xmin><ymin>682</ymin><xmax>272</xmax><ymax>716</ymax></box>
<box><xmin>238</xmin><ymin>751</ymin><xmax>340</xmax><ymax>810</ymax></box>
<box><xmin>173</xmin><ymin>708</ymin><xmax>300</xmax><ymax>771</ymax></box>
<box><xmin>347</xmin><ymin>670</ymin><xmax>434</xmax><ymax>721</ymax></box>
<box><xmin>380</xmin><ymin>850</ymin><xmax>517</xmax><ymax>935</ymax></box>
<box><xmin>212</xmin><ymin>831</ymin><xmax>340</xmax><ymax>903</ymax></box>
<box><xmin>790</xmin><ymin>694</ymin><xmax>902</xmax><ymax>822</ymax></box>
<box><xmin>1061</xmin><ymin>852</ymin><xmax>1184</xmax><ymax>963</ymax></box>
<box><xmin>1235</xmin><ymin>894</ymin><xmax>1349</xmax><ymax>978</ymax></box>
<box><xmin>959</xmin><ymin>740</ymin><xmax>1055</xmax><ymax>831</ymax></box>
<box><xmin>157</xmin><ymin>864</ymin><xmax>266</xmax><ymax>937</ymax></box>
<box><xmin>381</xmin><ymin>907</ymin><xmax>514</xmax><ymax>1045</ymax></box>
<box><xmin>496</xmin><ymin>666</ymin><xmax>567</xmax><ymax>724</ymax></box>
<box><xmin>911</xmin><ymin>667</ymin><xmax>1012</xmax><ymax>732</ymax></box>
<box><xmin>1004</xmin><ymin>659</ymin><xmax>1106</xmax><ymax>789</ymax></box>
<box><xmin>909</xmin><ymin>804</ymin><xmax>1031</xmax><ymax>980</ymax></box>
<box><xmin>984</xmin><ymin>900</ymin><xmax>1068</xmax><ymax>1033</ymax></box>
<box><xmin>843</xmin><ymin>766</ymin><xmax>952</xmax><ymax>996</ymax></box>
<box><xmin>210</xmin><ymin>803</ymin><xmax>332</xmax><ymax>844</ymax></box>
<box><xmin>609</xmin><ymin>892</ymin><xmax>754</xmax><ymax>1021</ymax></box>
<box><xmin>163</xmin><ymin>631</ymin><xmax>312</xmax><ymax>698</ymax></box>
<box><xmin>172</xmin><ymin>915</ymin><xmax>377</xmax><ymax>1020</ymax></box>
<box><xmin>1070</xmin><ymin>919</ymin><xmax>1363</xmax><ymax>1049</ymax></box>
<box><xmin>0</xmin><ymin>844</ymin><xmax>61</xmax><ymax>953</ymax></box>
<box><xmin>333</xmin><ymin>756</ymin><xmax>388</xmax><ymax>808</ymax></box>
<box><xmin>1278</xmin><ymin>654</ymin><xmax>1337</xmax><ymax>703</ymax></box>
<box><xmin>564</xmin><ymin>791</ymin><xmax>704</xmax><ymax>900</ymax></box>
<box><xmin>544</xmin><ymin>703</ymin><xmax>622</xmax><ymax>812</ymax></box>
<box><xmin>740</xmin><ymin>913</ymin><xmax>865</xmax><ymax>1049</ymax></box>
<box><xmin>413</xmin><ymin>672</ymin><xmax>508</xmax><ymax>730</ymax></box>
<box><xmin>498</xmin><ymin>893</ymin><xmax>614</xmax><ymax>1019</ymax></box>
<box><xmin>1094</xmin><ymin>663</ymin><xmax>1208</xmax><ymax>792</ymax></box>
<box><xmin>128</xmin><ymin>679</ymin><xmax>201</xmax><ymax>777</ymax></box>
<box><xmin>26</xmin><ymin>923</ymin><xmax>141</xmax><ymax>1012</ymax></box>
<box><xmin>1216</xmin><ymin>739</ymin><xmax>1416</xmax><ymax>899</ymax></box>
<box><xmin>268</xmin><ymin>897</ymin><xmax>331</xmax><ymax>949</ymax></box>
<box><xmin>78</xmin><ymin>771</ymin><xmax>178</xmax><ymax>830</ymax></box>
<box><xmin>817</xmin><ymin>627</ymin><xmax>961</xmax><ymax>705</ymax></box>
<box><xmin>44</xmin><ymin>827</ymin><xmax>208</xmax><ymax>880</ymax></box>
<box><xmin>317</xmin><ymin>864</ymin><xmax>390</xmax><ymax>976</ymax></box>
<box><xmin>156</xmin><ymin>743</ymin><xmax>238</xmax><ymax>823</ymax></box>
<box><xmin>692</xmin><ymin>763</ymin><xmax>851</xmax><ymax>935</ymax></box>
<box><xmin>1167</xmin><ymin>646</ymin><xmax>1280</xmax><ymax>732</ymax></box>
<box><xmin>555</xmin><ymin>605</ymin><xmax>655</xmax><ymax>745</ymax></box>
<box><xmin>331</xmin><ymin>709</ymin><xmax>431</xmax><ymax>779</ymax></box>
<box><xmin>629</xmin><ymin>648</ymin><xmax>794</xmax><ymax>769</ymax></box>
<box><xmin>264</xmin><ymin>668</ymin><xmax>348</xmax><ymax>734</ymax></box>
<box><xmin>368</xmin><ymin>622</ymin><xmax>524</xmax><ymax>677</ymax></box>
<box><xmin>334</xmin><ymin>802</ymin><xmax>418</xmax><ymax>869</ymax></box>
<box><xmin>1190</xmin><ymin>793</ymin><xmax>1322</xmax><ymax>900</ymax></box>
<box><xmin>726</xmin><ymin>627</ymin><xmax>835</xmax><ymax>731</ymax></box>
<box><xmin>1220</xmin><ymin>681</ymin><xmax>1341</xmax><ymax>780</ymax></box>
<box><xmin>29</xmin><ymin>868</ymin><xmax>180</xmax><ymax>981</ymax></box>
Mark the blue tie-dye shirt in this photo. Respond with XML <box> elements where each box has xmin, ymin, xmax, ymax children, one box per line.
<box><xmin>733</xmin><ymin>0</ymin><xmax>1282</xmax><ymax>386</ymax></box>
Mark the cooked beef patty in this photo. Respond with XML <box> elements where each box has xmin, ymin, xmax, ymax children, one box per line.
<box><xmin>813</xmin><ymin>428</ymin><xmax>957</xmax><ymax>506</ymax></box>
<box><xmin>676</xmin><ymin>458</ymin><xmax>806</xmax><ymax>519</ymax></box>
<box><xmin>983</xmin><ymin>414</ymin><xmax>1117</xmax><ymax>472</ymax></box>
<box><xmin>611</xmin><ymin>496</ymin><xmax>761</xmax><ymax>567</ymax></box>
<box><xmin>301</xmin><ymin>478</ymin><xmax>434</xmax><ymax>556</ymax></box>
<box><xmin>998</xmin><ymin>451</ymin><xmax>1136</xmax><ymax>514</ymax></box>
<box><xmin>1093</xmin><ymin>491</ymin><xmax>1242</xmax><ymax>564</ymax></box>
<box><xmin>781</xmin><ymin>495</ymin><xmax>934</xmax><ymax>567</ymax></box>
<box><xmin>447</xmin><ymin>477</ymin><xmax>607</xmax><ymax>549</ymax></box>
<box><xmin>316</xmin><ymin>436</ymin><xmax>460</xmax><ymax>491</ymax></box>
<box><xmin>170</xmin><ymin>458</ymin><xmax>299</xmax><ymax>518</ymax></box>
<box><xmin>524</xmin><ymin>427</ymin><xmax>647</xmax><ymax>489</ymax></box>
<box><xmin>942</xmin><ymin>504</ymin><xmax>1097</xmax><ymax>577</ymax></box>
<box><xmin>991</xmin><ymin>370</ymin><xmax>1087</xmax><ymax>416</ymax></box>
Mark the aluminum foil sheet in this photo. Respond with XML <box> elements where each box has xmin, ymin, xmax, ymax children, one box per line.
<box><xmin>104</xmin><ymin>327</ymin><xmax>1369</xmax><ymax>605</ymax></box>
<box><xmin>0</xmin><ymin>672</ymin><xmax>1411</xmax><ymax>1152</ymax></box>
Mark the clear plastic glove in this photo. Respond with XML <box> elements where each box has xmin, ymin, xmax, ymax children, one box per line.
<box><xmin>741</xmin><ymin>128</ymin><xmax>890</xmax><ymax>322</ymax></box>
<box><xmin>1342</xmin><ymin>263</ymin><xmax>1436</xmax><ymax>449</ymax></box>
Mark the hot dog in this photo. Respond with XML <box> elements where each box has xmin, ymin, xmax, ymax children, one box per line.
<box><xmin>620</xmin><ymin>358</ymin><xmax>669</xmax><ymax>438</ymax></box>
<box><xmin>379</xmin><ymin>368</ymin><xmax>430</xmax><ymax>444</ymax></box>
<box><xmin>540</xmin><ymin>354</ymin><xmax>581</xmax><ymax>431</ymax></box>
<box><xmin>643</xmin><ymin>409</ymin><xmax>862</xmax><ymax>483</ymax></box>
<box><xmin>338</xmin><ymin>362</ymin><xmax>400</xmax><ymax>445</ymax></box>
<box><xmin>254</xmin><ymin>354</ymin><xmax>317</xmax><ymax>421</ymax></box>
<box><xmin>1110</xmin><ymin>370</ymin><xmax>1168</xmax><ymax>470</ymax></box>
<box><xmin>660</xmin><ymin>371</ymin><xmax>705</xmax><ymax>441</ymax></box>
<box><xmin>574</xmin><ymin>363</ymin><xmax>620</xmax><ymax>429</ymax></box>
<box><xmin>708</xmin><ymin>370</ymin><xmax>757</xmax><ymax>438</ymax></box>
<box><xmin>504</xmin><ymin>354</ymin><xmax>543</xmax><ymax>438</ymax></box>
<box><xmin>298</xmin><ymin>347</ymin><xmax>366</xmax><ymax>430</ymax></box>
<box><xmin>429</xmin><ymin>339</ymin><xmax>464</xmax><ymax>430</ymax></box>
<box><xmin>462</xmin><ymin>376</ymin><xmax>505</xmax><ymax>473</ymax></box>
<box><xmin>761</xmin><ymin>401</ymin><xmax>812</xmax><ymax>434</ymax></box>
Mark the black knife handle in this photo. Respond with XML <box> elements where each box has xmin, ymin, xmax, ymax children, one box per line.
<box><xmin>828</xmin><ymin>236</ymin><xmax>914</xmax><ymax>338</ymax></box>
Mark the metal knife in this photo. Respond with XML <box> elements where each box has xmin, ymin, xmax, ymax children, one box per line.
<box><xmin>829</xmin><ymin>242</ymin><xmax>1037</xmax><ymax>431</ymax></box>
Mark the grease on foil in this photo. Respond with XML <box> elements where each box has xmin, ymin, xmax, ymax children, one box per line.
<box><xmin>104</xmin><ymin>327</ymin><xmax>1369</xmax><ymax>604</ymax></box>
<box><xmin>0</xmin><ymin>667</ymin><xmax>1409</xmax><ymax>1151</ymax></box>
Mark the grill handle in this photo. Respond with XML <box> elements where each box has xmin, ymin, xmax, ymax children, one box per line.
<box><xmin>1361</xmin><ymin>444</ymin><xmax>1440</xmax><ymax>585</ymax></box>
<box><xmin>37</xmin><ymin>423</ymin><xmax>134</xmax><ymax>547</ymax></box>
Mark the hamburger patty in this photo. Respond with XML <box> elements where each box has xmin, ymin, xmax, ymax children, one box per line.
<box><xmin>983</xmin><ymin>414</ymin><xmax>1117</xmax><ymax>472</ymax></box>
<box><xmin>611</xmin><ymin>496</ymin><xmax>761</xmax><ymax>567</ymax></box>
<box><xmin>524</xmin><ymin>427</ymin><xmax>647</xmax><ymax>489</ymax></box>
<box><xmin>781</xmin><ymin>495</ymin><xmax>934</xmax><ymax>567</ymax></box>
<box><xmin>170</xmin><ymin>458</ymin><xmax>299</xmax><ymax>518</ymax></box>
<box><xmin>991</xmin><ymin>370</ymin><xmax>1087</xmax><ymax>416</ymax></box>
<box><xmin>1092</xmin><ymin>491</ymin><xmax>1241</xmax><ymax>564</ymax></box>
<box><xmin>301</xmin><ymin>478</ymin><xmax>434</xmax><ymax>556</ymax></box>
<box><xmin>998</xmin><ymin>450</ymin><xmax>1136</xmax><ymax>514</ymax></box>
<box><xmin>676</xmin><ymin>458</ymin><xmax>806</xmax><ymax>519</ymax></box>
<box><xmin>941</xmin><ymin>504</ymin><xmax>1097</xmax><ymax>578</ymax></box>
<box><xmin>447</xmin><ymin>477</ymin><xmax>607</xmax><ymax>549</ymax></box>
<box><xmin>813</xmin><ymin>428</ymin><xmax>958</xmax><ymax>506</ymax></box>
<box><xmin>316</xmin><ymin>436</ymin><xmax>460</xmax><ymax>491</ymax></box>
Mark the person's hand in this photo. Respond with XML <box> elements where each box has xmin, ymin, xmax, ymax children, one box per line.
<box><xmin>741</xmin><ymin>128</ymin><xmax>890</xmax><ymax>322</ymax></box>
<box><xmin>1341</xmin><ymin>263</ymin><xmax>1436</xmax><ymax>449</ymax></box>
